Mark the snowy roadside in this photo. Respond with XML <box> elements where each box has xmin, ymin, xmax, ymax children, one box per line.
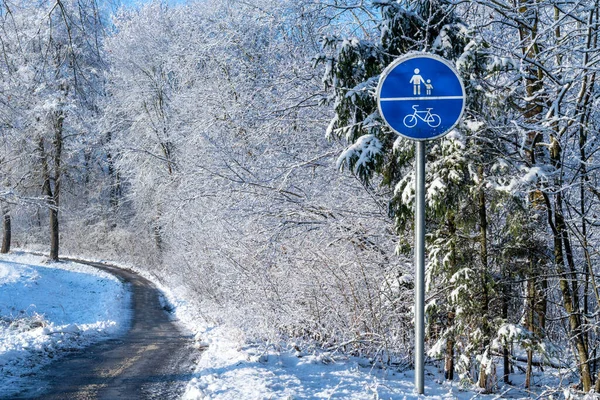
<box><xmin>0</xmin><ymin>252</ymin><xmax>131</xmax><ymax>398</ymax></box>
<box><xmin>17</xmin><ymin>251</ymin><xmax>578</xmax><ymax>400</ymax></box>
<box><xmin>159</xmin><ymin>281</ymin><xmax>579</xmax><ymax>399</ymax></box>
<box><xmin>181</xmin><ymin>325</ymin><xmax>457</xmax><ymax>400</ymax></box>
<box><xmin>55</xmin><ymin>256</ymin><xmax>455</xmax><ymax>399</ymax></box>
<box><xmin>150</xmin><ymin>276</ymin><xmax>564</xmax><ymax>399</ymax></box>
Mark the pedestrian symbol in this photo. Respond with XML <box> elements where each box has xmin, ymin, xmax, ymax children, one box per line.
<box><xmin>410</xmin><ymin>68</ymin><xmax>425</xmax><ymax>95</ymax></box>
<box><xmin>409</xmin><ymin>69</ymin><xmax>435</xmax><ymax>97</ymax></box>
<box><xmin>425</xmin><ymin>80</ymin><xmax>433</xmax><ymax>95</ymax></box>
<box><xmin>376</xmin><ymin>53</ymin><xmax>465</xmax><ymax>140</ymax></box>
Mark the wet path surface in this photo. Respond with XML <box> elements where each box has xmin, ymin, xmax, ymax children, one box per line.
<box><xmin>15</xmin><ymin>261</ymin><xmax>197</xmax><ymax>399</ymax></box>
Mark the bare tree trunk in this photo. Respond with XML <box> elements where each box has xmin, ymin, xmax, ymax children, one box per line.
<box><xmin>1</xmin><ymin>208</ymin><xmax>10</xmax><ymax>254</ymax></box>
<box><xmin>543</xmin><ymin>187</ymin><xmax>592</xmax><ymax>390</ymax></box>
<box><xmin>39</xmin><ymin>137</ymin><xmax>53</xmax><ymax>256</ymax></box>
<box><xmin>49</xmin><ymin>208</ymin><xmax>59</xmax><ymax>261</ymax></box>
<box><xmin>445</xmin><ymin>214</ymin><xmax>458</xmax><ymax>382</ymax></box>
<box><xmin>49</xmin><ymin>111</ymin><xmax>64</xmax><ymax>261</ymax></box>
<box><xmin>38</xmin><ymin>110</ymin><xmax>64</xmax><ymax>262</ymax></box>
<box><xmin>445</xmin><ymin>311</ymin><xmax>455</xmax><ymax>381</ymax></box>
<box><xmin>514</xmin><ymin>2</ymin><xmax>548</xmax><ymax>390</ymax></box>
<box><xmin>525</xmin><ymin>269</ymin><xmax>534</xmax><ymax>389</ymax></box>
<box><xmin>503</xmin><ymin>346</ymin><xmax>510</xmax><ymax>384</ymax></box>
<box><xmin>575</xmin><ymin>5</ymin><xmax>600</xmax><ymax>388</ymax></box>
<box><xmin>39</xmin><ymin>137</ymin><xmax>58</xmax><ymax>262</ymax></box>
<box><xmin>106</xmin><ymin>132</ymin><xmax>122</xmax><ymax>210</ymax></box>
<box><xmin>477</xmin><ymin>165</ymin><xmax>492</xmax><ymax>392</ymax></box>
<box><xmin>501</xmin><ymin>266</ymin><xmax>510</xmax><ymax>383</ymax></box>
<box><xmin>554</xmin><ymin>212</ymin><xmax>592</xmax><ymax>391</ymax></box>
<box><xmin>537</xmin><ymin>118</ymin><xmax>593</xmax><ymax>391</ymax></box>
<box><xmin>525</xmin><ymin>351</ymin><xmax>533</xmax><ymax>388</ymax></box>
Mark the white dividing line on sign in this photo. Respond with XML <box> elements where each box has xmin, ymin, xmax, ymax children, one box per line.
<box><xmin>379</xmin><ymin>95</ymin><xmax>464</xmax><ymax>101</ymax></box>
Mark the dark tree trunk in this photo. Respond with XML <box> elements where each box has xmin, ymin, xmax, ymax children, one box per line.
<box><xmin>445</xmin><ymin>312</ymin><xmax>455</xmax><ymax>381</ymax></box>
<box><xmin>502</xmin><ymin>278</ymin><xmax>510</xmax><ymax>384</ymax></box>
<box><xmin>106</xmin><ymin>132</ymin><xmax>122</xmax><ymax>210</ymax></box>
<box><xmin>445</xmin><ymin>215</ymin><xmax>457</xmax><ymax>382</ymax></box>
<box><xmin>542</xmin><ymin>132</ymin><xmax>593</xmax><ymax>391</ymax></box>
<box><xmin>38</xmin><ymin>109</ymin><xmax>63</xmax><ymax>263</ymax></box>
<box><xmin>477</xmin><ymin>165</ymin><xmax>492</xmax><ymax>392</ymax></box>
<box><xmin>39</xmin><ymin>137</ymin><xmax>54</xmax><ymax>259</ymax></box>
<box><xmin>525</xmin><ymin>261</ymin><xmax>535</xmax><ymax>389</ymax></box>
<box><xmin>49</xmin><ymin>111</ymin><xmax>64</xmax><ymax>262</ymax></box>
<box><xmin>49</xmin><ymin>207</ymin><xmax>59</xmax><ymax>261</ymax></box>
<box><xmin>40</xmin><ymin>136</ymin><xmax>59</xmax><ymax>262</ymax></box>
<box><xmin>541</xmin><ymin>140</ymin><xmax>593</xmax><ymax>391</ymax></box>
<box><xmin>1</xmin><ymin>211</ymin><xmax>11</xmax><ymax>254</ymax></box>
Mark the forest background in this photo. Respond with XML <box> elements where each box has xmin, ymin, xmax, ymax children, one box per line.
<box><xmin>1</xmin><ymin>0</ymin><xmax>600</xmax><ymax>395</ymax></box>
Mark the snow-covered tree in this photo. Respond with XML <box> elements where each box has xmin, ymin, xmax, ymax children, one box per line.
<box><xmin>319</xmin><ymin>0</ymin><xmax>511</xmax><ymax>389</ymax></box>
<box><xmin>103</xmin><ymin>0</ymin><xmax>409</xmax><ymax>361</ymax></box>
<box><xmin>0</xmin><ymin>0</ymin><xmax>108</xmax><ymax>260</ymax></box>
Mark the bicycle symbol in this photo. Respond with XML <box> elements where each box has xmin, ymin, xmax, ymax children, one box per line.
<box><xmin>403</xmin><ymin>105</ymin><xmax>441</xmax><ymax>128</ymax></box>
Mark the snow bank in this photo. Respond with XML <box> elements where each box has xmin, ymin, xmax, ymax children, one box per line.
<box><xmin>167</xmin><ymin>295</ymin><xmax>574</xmax><ymax>400</ymax></box>
<box><xmin>182</xmin><ymin>325</ymin><xmax>457</xmax><ymax>399</ymax></box>
<box><xmin>0</xmin><ymin>252</ymin><xmax>131</xmax><ymax>397</ymax></box>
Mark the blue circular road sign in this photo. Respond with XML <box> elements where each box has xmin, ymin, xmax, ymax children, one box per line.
<box><xmin>377</xmin><ymin>53</ymin><xmax>466</xmax><ymax>141</ymax></box>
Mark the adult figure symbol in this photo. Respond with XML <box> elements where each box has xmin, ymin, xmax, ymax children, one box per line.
<box><xmin>410</xmin><ymin>68</ymin><xmax>425</xmax><ymax>95</ymax></box>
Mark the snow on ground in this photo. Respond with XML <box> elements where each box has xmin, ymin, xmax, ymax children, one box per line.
<box><xmin>1</xmin><ymin>251</ymin><xmax>581</xmax><ymax>399</ymax></box>
<box><xmin>178</xmin><ymin>324</ymin><xmax>573</xmax><ymax>400</ymax></box>
<box><xmin>157</xmin><ymin>282</ymin><xmax>582</xmax><ymax>399</ymax></box>
<box><xmin>0</xmin><ymin>252</ymin><xmax>131</xmax><ymax>398</ymax></box>
<box><xmin>181</xmin><ymin>325</ymin><xmax>444</xmax><ymax>400</ymax></box>
<box><xmin>160</xmin><ymin>290</ymin><xmax>573</xmax><ymax>399</ymax></box>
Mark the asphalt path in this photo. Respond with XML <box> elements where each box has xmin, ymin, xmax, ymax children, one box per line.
<box><xmin>15</xmin><ymin>260</ymin><xmax>197</xmax><ymax>399</ymax></box>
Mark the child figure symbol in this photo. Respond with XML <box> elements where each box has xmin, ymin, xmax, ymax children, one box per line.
<box><xmin>425</xmin><ymin>79</ymin><xmax>433</xmax><ymax>95</ymax></box>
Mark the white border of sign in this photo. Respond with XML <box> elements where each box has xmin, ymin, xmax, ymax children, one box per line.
<box><xmin>376</xmin><ymin>52</ymin><xmax>466</xmax><ymax>141</ymax></box>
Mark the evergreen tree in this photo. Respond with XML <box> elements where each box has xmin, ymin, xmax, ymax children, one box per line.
<box><xmin>320</xmin><ymin>0</ymin><xmax>506</xmax><ymax>389</ymax></box>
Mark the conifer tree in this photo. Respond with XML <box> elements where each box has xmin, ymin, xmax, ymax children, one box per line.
<box><xmin>320</xmin><ymin>0</ymin><xmax>504</xmax><ymax>389</ymax></box>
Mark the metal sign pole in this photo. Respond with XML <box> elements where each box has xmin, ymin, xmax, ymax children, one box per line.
<box><xmin>415</xmin><ymin>140</ymin><xmax>426</xmax><ymax>395</ymax></box>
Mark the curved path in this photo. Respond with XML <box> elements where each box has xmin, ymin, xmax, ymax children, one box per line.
<box><xmin>16</xmin><ymin>260</ymin><xmax>197</xmax><ymax>399</ymax></box>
